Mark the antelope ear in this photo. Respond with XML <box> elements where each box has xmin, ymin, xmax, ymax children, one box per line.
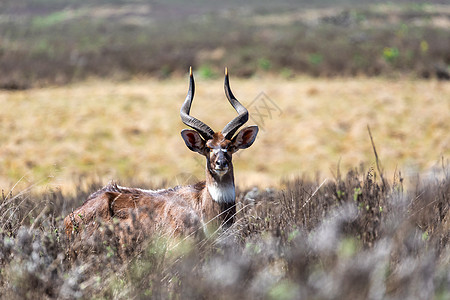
<box><xmin>232</xmin><ymin>125</ymin><xmax>259</xmax><ymax>150</ymax></box>
<box><xmin>181</xmin><ymin>129</ymin><xmax>206</xmax><ymax>154</ymax></box>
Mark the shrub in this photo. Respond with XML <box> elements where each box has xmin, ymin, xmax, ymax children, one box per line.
<box><xmin>0</xmin><ymin>164</ymin><xmax>448</xmax><ymax>299</ymax></box>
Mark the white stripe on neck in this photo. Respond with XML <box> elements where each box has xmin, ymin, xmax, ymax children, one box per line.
<box><xmin>207</xmin><ymin>183</ymin><xmax>235</xmax><ymax>204</ymax></box>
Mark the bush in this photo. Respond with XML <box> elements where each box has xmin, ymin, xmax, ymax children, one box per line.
<box><xmin>1</xmin><ymin>2</ymin><xmax>449</xmax><ymax>89</ymax></box>
<box><xmin>0</xmin><ymin>164</ymin><xmax>448</xmax><ymax>299</ymax></box>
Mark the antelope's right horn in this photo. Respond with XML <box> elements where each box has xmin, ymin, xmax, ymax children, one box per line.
<box><xmin>180</xmin><ymin>67</ymin><xmax>214</xmax><ymax>140</ymax></box>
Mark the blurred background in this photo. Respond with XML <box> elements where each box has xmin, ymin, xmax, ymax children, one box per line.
<box><xmin>0</xmin><ymin>0</ymin><xmax>449</xmax><ymax>191</ymax></box>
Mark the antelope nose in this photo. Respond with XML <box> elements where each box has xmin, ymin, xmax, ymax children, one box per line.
<box><xmin>216</xmin><ymin>159</ymin><xmax>227</xmax><ymax>169</ymax></box>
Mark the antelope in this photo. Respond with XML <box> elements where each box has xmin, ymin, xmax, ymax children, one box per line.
<box><xmin>64</xmin><ymin>68</ymin><xmax>259</xmax><ymax>245</ymax></box>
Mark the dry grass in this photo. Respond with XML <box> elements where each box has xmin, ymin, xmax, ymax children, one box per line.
<box><xmin>0</xmin><ymin>165</ymin><xmax>448</xmax><ymax>299</ymax></box>
<box><xmin>0</xmin><ymin>76</ymin><xmax>448</xmax><ymax>192</ymax></box>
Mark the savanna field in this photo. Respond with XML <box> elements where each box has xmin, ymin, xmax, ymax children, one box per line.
<box><xmin>1</xmin><ymin>0</ymin><xmax>449</xmax><ymax>299</ymax></box>
<box><xmin>1</xmin><ymin>77</ymin><xmax>448</xmax><ymax>190</ymax></box>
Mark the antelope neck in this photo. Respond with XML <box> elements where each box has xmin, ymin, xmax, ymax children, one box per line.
<box><xmin>205</xmin><ymin>168</ymin><xmax>235</xmax><ymax>204</ymax></box>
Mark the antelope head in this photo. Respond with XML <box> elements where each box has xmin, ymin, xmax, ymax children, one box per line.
<box><xmin>180</xmin><ymin>68</ymin><xmax>258</xmax><ymax>201</ymax></box>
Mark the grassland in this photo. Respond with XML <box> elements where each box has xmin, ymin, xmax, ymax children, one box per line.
<box><xmin>1</xmin><ymin>1</ymin><xmax>449</xmax><ymax>88</ymax></box>
<box><xmin>0</xmin><ymin>155</ymin><xmax>448</xmax><ymax>299</ymax></box>
<box><xmin>0</xmin><ymin>76</ymin><xmax>448</xmax><ymax>192</ymax></box>
<box><xmin>0</xmin><ymin>1</ymin><xmax>449</xmax><ymax>299</ymax></box>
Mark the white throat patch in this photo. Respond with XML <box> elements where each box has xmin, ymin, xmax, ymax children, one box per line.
<box><xmin>207</xmin><ymin>183</ymin><xmax>235</xmax><ymax>204</ymax></box>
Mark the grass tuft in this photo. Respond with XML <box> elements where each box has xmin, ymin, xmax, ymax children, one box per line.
<box><xmin>0</xmin><ymin>164</ymin><xmax>448</xmax><ymax>299</ymax></box>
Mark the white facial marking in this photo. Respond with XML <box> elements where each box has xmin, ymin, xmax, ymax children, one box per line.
<box><xmin>212</xmin><ymin>148</ymin><xmax>227</xmax><ymax>154</ymax></box>
<box><xmin>213</xmin><ymin>168</ymin><xmax>229</xmax><ymax>176</ymax></box>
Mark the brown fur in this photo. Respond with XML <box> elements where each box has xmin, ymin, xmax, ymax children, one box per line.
<box><xmin>64</xmin><ymin>181</ymin><xmax>235</xmax><ymax>247</ymax></box>
<box><xmin>64</xmin><ymin>74</ymin><xmax>258</xmax><ymax>253</ymax></box>
<box><xmin>63</xmin><ymin>127</ymin><xmax>258</xmax><ymax>245</ymax></box>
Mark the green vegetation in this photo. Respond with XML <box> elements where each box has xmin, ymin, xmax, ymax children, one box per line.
<box><xmin>1</xmin><ymin>0</ymin><xmax>449</xmax><ymax>89</ymax></box>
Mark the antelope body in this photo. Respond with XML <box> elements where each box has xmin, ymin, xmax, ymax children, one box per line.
<box><xmin>64</xmin><ymin>68</ymin><xmax>258</xmax><ymax>242</ymax></box>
